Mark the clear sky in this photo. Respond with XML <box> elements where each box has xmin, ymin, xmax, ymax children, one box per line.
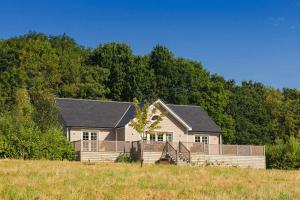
<box><xmin>0</xmin><ymin>0</ymin><xmax>299</xmax><ymax>89</ymax></box>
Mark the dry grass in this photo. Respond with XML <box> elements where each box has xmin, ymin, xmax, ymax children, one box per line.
<box><xmin>0</xmin><ymin>160</ymin><xmax>299</xmax><ymax>200</ymax></box>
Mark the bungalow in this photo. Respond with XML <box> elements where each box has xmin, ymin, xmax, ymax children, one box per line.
<box><xmin>56</xmin><ymin>98</ymin><xmax>266</xmax><ymax>168</ymax></box>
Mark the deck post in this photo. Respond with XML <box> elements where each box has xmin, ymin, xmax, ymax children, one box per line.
<box><xmin>115</xmin><ymin>129</ymin><xmax>118</xmax><ymax>152</ymax></box>
<box><xmin>141</xmin><ymin>140</ymin><xmax>144</xmax><ymax>163</ymax></box>
<box><xmin>219</xmin><ymin>134</ymin><xmax>222</xmax><ymax>155</ymax></box>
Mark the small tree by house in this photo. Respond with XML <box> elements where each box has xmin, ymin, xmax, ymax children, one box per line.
<box><xmin>129</xmin><ymin>98</ymin><xmax>164</xmax><ymax>141</ymax></box>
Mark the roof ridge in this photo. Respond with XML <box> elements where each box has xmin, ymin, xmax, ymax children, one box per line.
<box><xmin>55</xmin><ymin>97</ymin><xmax>133</xmax><ymax>104</ymax></box>
<box><xmin>167</xmin><ymin>103</ymin><xmax>202</xmax><ymax>108</ymax></box>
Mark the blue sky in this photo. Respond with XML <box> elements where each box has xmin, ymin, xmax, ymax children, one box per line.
<box><xmin>0</xmin><ymin>0</ymin><xmax>299</xmax><ymax>89</ymax></box>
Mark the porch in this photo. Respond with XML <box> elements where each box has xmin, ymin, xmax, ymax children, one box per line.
<box><xmin>71</xmin><ymin>140</ymin><xmax>265</xmax><ymax>168</ymax></box>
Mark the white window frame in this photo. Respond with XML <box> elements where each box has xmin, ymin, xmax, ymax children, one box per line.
<box><xmin>81</xmin><ymin>130</ymin><xmax>99</xmax><ymax>152</ymax></box>
<box><xmin>166</xmin><ymin>133</ymin><xmax>173</xmax><ymax>142</ymax></box>
<box><xmin>150</xmin><ymin>134</ymin><xmax>156</xmax><ymax>141</ymax></box>
<box><xmin>157</xmin><ymin>133</ymin><xmax>164</xmax><ymax>141</ymax></box>
<box><xmin>146</xmin><ymin>131</ymin><xmax>173</xmax><ymax>142</ymax></box>
<box><xmin>195</xmin><ymin>135</ymin><xmax>201</xmax><ymax>143</ymax></box>
<box><xmin>194</xmin><ymin>135</ymin><xmax>209</xmax><ymax>144</ymax></box>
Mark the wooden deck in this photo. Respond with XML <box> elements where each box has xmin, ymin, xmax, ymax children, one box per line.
<box><xmin>71</xmin><ymin>140</ymin><xmax>266</xmax><ymax>168</ymax></box>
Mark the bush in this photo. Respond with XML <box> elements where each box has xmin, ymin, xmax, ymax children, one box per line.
<box><xmin>0</xmin><ymin>88</ymin><xmax>76</xmax><ymax>161</ymax></box>
<box><xmin>115</xmin><ymin>153</ymin><xmax>134</xmax><ymax>163</ymax></box>
<box><xmin>40</xmin><ymin>127</ymin><xmax>77</xmax><ymax>160</ymax></box>
<box><xmin>266</xmin><ymin>137</ymin><xmax>300</xmax><ymax>169</ymax></box>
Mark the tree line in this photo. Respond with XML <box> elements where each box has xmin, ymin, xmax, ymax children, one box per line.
<box><xmin>0</xmin><ymin>32</ymin><xmax>299</xmax><ymax>168</ymax></box>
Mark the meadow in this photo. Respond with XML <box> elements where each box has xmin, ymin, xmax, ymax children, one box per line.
<box><xmin>0</xmin><ymin>160</ymin><xmax>299</xmax><ymax>200</ymax></box>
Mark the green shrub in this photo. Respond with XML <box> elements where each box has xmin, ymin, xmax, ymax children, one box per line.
<box><xmin>266</xmin><ymin>137</ymin><xmax>300</xmax><ymax>169</ymax></box>
<box><xmin>115</xmin><ymin>153</ymin><xmax>134</xmax><ymax>163</ymax></box>
<box><xmin>0</xmin><ymin>89</ymin><xmax>76</xmax><ymax>161</ymax></box>
<box><xmin>40</xmin><ymin>127</ymin><xmax>76</xmax><ymax>160</ymax></box>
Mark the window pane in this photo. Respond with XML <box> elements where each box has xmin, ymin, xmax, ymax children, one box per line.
<box><xmin>195</xmin><ymin>136</ymin><xmax>201</xmax><ymax>143</ymax></box>
<box><xmin>201</xmin><ymin>136</ymin><xmax>208</xmax><ymax>144</ymax></box>
<box><xmin>151</xmin><ymin>115</ymin><xmax>159</xmax><ymax>121</ymax></box>
<box><xmin>91</xmin><ymin>132</ymin><xmax>97</xmax><ymax>140</ymax></box>
<box><xmin>157</xmin><ymin>134</ymin><xmax>163</xmax><ymax>141</ymax></box>
<box><xmin>83</xmin><ymin>132</ymin><xmax>89</xmax><ymax>140</ymax></box>
<box><xmin>150</xmin><ymin>134</ymin><xmax>156</xmax><ymax>141</ymax></box>
<box><xmin>166</xmin><ymin>133</ymin><xmax>173</xmax><ymax>142</ymax></box>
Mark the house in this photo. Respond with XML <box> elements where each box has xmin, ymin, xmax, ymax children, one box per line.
<box><xmin>56</xmin><ymin>98</ymin><xmax>266</xmax><ymax>168</ymax></box>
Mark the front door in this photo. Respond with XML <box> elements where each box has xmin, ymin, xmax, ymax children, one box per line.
<box><xmin>82</xmin><ymin>131</ymin><xmax>98</xmax><ymax>151</ymax></box>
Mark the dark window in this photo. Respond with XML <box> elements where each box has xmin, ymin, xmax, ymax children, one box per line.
<box><xmin>91</xmin><ymin>132</ymin><xmax>97</xmax><ymax>140</ymax></box>
<box><xmin>157</xmin><ymin>134</ymin><xmax>163</xmax><ymax>141</ymax></box>
<box><xmin>150</xmin><ymin>134</ymin><xmax>156</xmax><ymax>141</ymax></box>
<box><xmin>151</xmin><ymin>115</ymin><xmax>159</xmax><ymax>121</ymax></box>
<box><xmin>83</xmin><ymin>132</ymin><xmax>89</xmax><ymax>140</ymax></box>
<box><xmin>201</xmin><ymin>136</ymin><xmax>208</xmax><ymax>144</ymax></box>
<box><xmin>195</xmin><ymin>135</ymin><xmax>201</xmax><ymax>143</ymax></box>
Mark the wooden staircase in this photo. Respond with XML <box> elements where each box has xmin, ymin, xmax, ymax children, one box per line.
<box><xmin>160</xmin><ymin>142</ymin><xmax>190</xmax><ymax>165</ymax></box>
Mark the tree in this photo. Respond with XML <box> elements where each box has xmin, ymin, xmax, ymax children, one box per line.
<box><xmin>149</xmin><ymin>45</ymin><xmax>174</xmax><ymax>102</ymax></box>
<box><xmin>227</xmin><ymin>81</ymin><xmax>273</xmax><ymax>144</ymax></box>
<box><xmin>129</xmin><ymin>98</ymin><xmax>164</xmax><ymax>140</ymax></box>
<box><xmin>122</xmin><ymin>56</ymin><xmax>156</xmax><ymax>102</ymax></box>
<box><xmin>0</xmin><ymin>88</ymin><xmax>76</xmax><ymax>160</ymax></box>
<box><xmin>88</xmin><ymin>43</ymin><xmax>134</xmax><ymax>100</ymax></box>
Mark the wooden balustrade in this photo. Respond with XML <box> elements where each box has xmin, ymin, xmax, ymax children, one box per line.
<box><xmin>71</xmin><ymin>140</ymin><xmax>265</xmax><ymax>156</ymax></box>
<box><xmin>178</xmin><ymin>142</ymin><xmax>190</xmax><ymax>162</ymax></box>
<box><xmin>161</xmin><ymin>141</ymin><xmax>177</xmax><ymax>163</ymax></box>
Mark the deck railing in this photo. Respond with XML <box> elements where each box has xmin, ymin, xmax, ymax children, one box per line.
<box><xmin>178</xmin><ymin>142</ymin><xmax>191</xmax><ymax>162</ymax></box>
<box><xmin>71</xmin><ymin>140</ymin><xmax>265</xmax><ymax>156</ymax></box>
<box><xmin>71</xmin><ymin>140</ymin><xmax>130</xmax><ymax>152</ymax></box>
<box><xmin>161</xmin><ymin>141</ymin><xmax>178</xmax><ymax>163</ymax></box>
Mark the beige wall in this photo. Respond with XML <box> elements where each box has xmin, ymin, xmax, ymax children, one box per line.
<box><xmin>125</xmin><ymin>105</ymin><xmax>188</xmax><ymax>142</ymax></box>
<box><xmin>186</xmin><ymin>132</ymin><xmax>220</xmax><ymax>144</ymax></box>
<box><xmin>124</xmin><ymin>105</ymin><xmax>222</xmax><ymax>144</ymax></box>
<box><xmin>69</xmin><ymin>128</ymin><xmax>121</xmax><ymax>142</ymax></box>
<box><xmin>116</xmin><ymin>128</ymin><xmax>125</xmax><ymax>141</ymax></box>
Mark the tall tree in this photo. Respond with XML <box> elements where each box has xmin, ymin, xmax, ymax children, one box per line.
<box><xmin>88</xmin><ymin>43</ymin><xmax>134</xmax><ymax>100</ymax></box>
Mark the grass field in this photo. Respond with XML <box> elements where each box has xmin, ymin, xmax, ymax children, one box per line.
<box><xmin>0</xmin><ymin>160</ymin><xmax>299</xmax><ymax>200</ymax></box>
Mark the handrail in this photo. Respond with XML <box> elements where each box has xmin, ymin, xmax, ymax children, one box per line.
<box><xmin>179</xmin><ymin>141</ymin><xmax>190</xmax><ymax>163</ymax></box>
<box><xmin>161</xmin><ymin>141</ymin><xmax>177</xmax><ymax>163</ymax></box>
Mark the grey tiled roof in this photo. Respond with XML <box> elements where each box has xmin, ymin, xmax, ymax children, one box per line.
<box><xmin>167</xmin><ymin>104</ymin><xmax>222</xmax><ymax>133</ymax></box>
<box><xmin>56</xmin><ymin>98</ymin><xmax>222</xmax><ymax>133</ymax></box>
<box><xmin>56</xmin><ymin>98</ymin><xmax>131</xmax><ymax>128</ymax></box>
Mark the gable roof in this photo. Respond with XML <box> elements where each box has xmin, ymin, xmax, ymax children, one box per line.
<box><xmin>56</xmin><ymin>98</ymin><xmax>131</xmax><ymax>128</ymax></box>
<box><xmin>167</xmin><ymin>104</ymin><xmax>222</xmax><ymax>133</ymax></box>
<box><xmin>56</xmin><ymin>98</ymin><xmax>222</xmax><ymax>133</ymax></box>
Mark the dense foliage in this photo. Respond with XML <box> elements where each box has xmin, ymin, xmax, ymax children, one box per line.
<box><xmin>266</xmin><ymin>137</ymin><xmax>300</xmax><ymax>169</ymax></box>
<box><xmin>0</xmin><ymin>32</ymin><xmax>299</xmax><ymax>167</ymax></box>
<box><xmin>0</xmin><ymin>88</ymin><xmax>76</xmax><ymax>160</ymax></box>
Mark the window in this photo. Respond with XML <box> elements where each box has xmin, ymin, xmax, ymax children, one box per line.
<box><xmin>150</xmin><ymin>134</ymin><xmax>156</xmax><ymax>141</ymax></box>
<box><xmin>201</xmin><ymin>136</ymin><xmax>208</xmax><ymax>144</ymax></box>
<box><xmin>195</xmin><ymin>135</ymin><xmax>201</xmax><ymax>143</ymax></box>
<box><xmin>157</xmin><ymin>134</ymin><xmax>163</xmax><ymax>141</ymax></box>
<box><xmin>91</xmin><ymin>132</ymin><xmax>97</xmax><ymax>140</ymax></box>
<box><xmin>142</xmin><ymin>134</ymin><xmax>147</xmax><ymax>140</ymax></box>
<box><xmin>151</xmin><ymin>115</ymin><xmax>159</xmax><ymax>121</ymax></box>
<box><xmin>194</xmin><ymin>135</ymin><xmax>209</xmax><ymax>144</ymax></box>
<box><xmin>166</xmin><ymin>133</ymin><xmax>173</xmax><ymax>142</ymax></box>
<box><xmin>83</xmin><ymin>132</ymin><xmax>89</xmax><ymax>140</ymax></box>
<box><xmin>82</xmin><ymin>132</ymin><xmax>89</xmax><ymax>151</ymax></box>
